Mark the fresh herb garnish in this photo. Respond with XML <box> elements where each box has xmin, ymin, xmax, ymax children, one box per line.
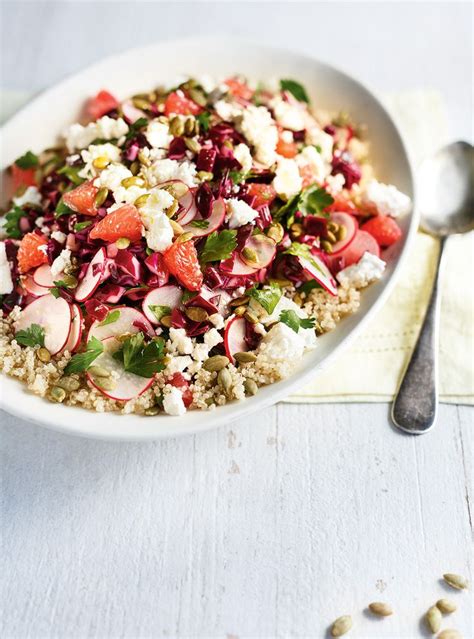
<box><xmin>124</xmin><ymin>117</ymin><xmax>148</xmax><ymax>141</ymax></box>
<box><xmin>15</xmin><ymin>323</ymin><xmax>45</xmax><ymax>347</ymax></box>
<box><xmin>3</xmin><ymin>205</ymin><xmax>26</xmax><ymax>239</ymax></box>
<box><xmin>57</xmin><ymin>165</ymin><xmax>86</xmax><ymax>186</ymax></box>
<box><xmin>314</xmin><ymin>145</ymin><xmax>322</xmax><ymax>154</ymax></box>
<box><xmin>112</xmin><ymin>332</ymin><xmax>166</xmax><ymax>378</ymax></box>
<box><xmin>279</xmin><ymin>309</ymin><xmax>315</xmax><ymax>333</ymax></box>
<box><xmin>229</xmin><ymin>170</ymin><xmax>246</xmax><ymax>184</ymax></box>
<box><xmin>190</xmin><ymin>219</ymin><xmax>209</xmax><ymax>229</ymax></box>
<box><xmin>98</xmin><ymin>310</ymin><xmax>121</xmax><ymax>326</ymax></box>
<box><xmin>55</xmin><ymin>197</ymin><xmax>75</xmax><ymax>218</ymax></box>
<box><xmin>148</xmin><ymin>305</ymin><xmax>171</xmax><ymax>322</ymax></box>
<box><xmin>199</xmin><ymin>230</ymin><xmax>237</xmax><ymax>264</ymax></box>
<box><xmin>64</xmin><ymin>336</ymin><xmax>104</xmax><ymax>374</ymax></box>
<box><xmin>196</xmin><ymin>111</ymin><xmax>211</xmax><ymax>132</ymax></box>
<box><xmin>247</xmin><ymin>282</ymin><xmax>282</xmax><ymax>314</ymax></box>
<box><xmin>15</xmin><ymin>150</ymin><xmax>39</xmax><ymax>170</ymax></box>
<box><xmin>284</xmin><ymin>242</ymin><xmax>326</xmax><ymax>276</ymax></box>
<box><xmin>299</xmin><ymin>185</ymin><xmax>334</xmax><ymax>217</ymax></box>
<box><xmin>73</xmin><ymin>220</ymin><xmax>93</xmax><ymax>232</ymax></box>
<box><xmin>280</xmin><ymin>79</ymin><xmax>310</xmax><ymax>104</ymax></box>
<box><xmin>299</xmin><ymin>280</ymin><xmax>322</xmax><ymax>294</ymax></box>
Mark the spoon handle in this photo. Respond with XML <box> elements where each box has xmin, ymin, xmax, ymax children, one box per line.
<box><xmin>391</xmin><ymin>237</ymin><xmax>446</xmax><ymax>434</ymax></box>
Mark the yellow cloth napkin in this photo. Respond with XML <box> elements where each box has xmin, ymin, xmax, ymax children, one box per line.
<box><xmin>2</xmin><ymin>90</ymin><xmax>472</xmax><ymax>404</ymax></box>
<box><xmin>286</xmin><ymin>90</ymin><xmax>474</xmax><ymax>405</ymax></box>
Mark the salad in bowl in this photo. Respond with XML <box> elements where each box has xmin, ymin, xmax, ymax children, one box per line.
<box><xmin>0</xmin><ymin>74</ymin><xmax>411</xmax><ymax>418</ymax></box>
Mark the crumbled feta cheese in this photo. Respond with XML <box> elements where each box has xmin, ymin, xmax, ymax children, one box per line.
<box><xmin>362</xmin><ymin>180</ymin><xmax>412</xmax><ymax>217</ymax></box>
<box><xmin>168</xmin><ymin>328</ymin><xmax>193</xmax><ymax>355</ymax></box>
<box><xmin>295</xmin><ymin>146</ymin><xmax>329</xmax><ymax>185</ymax></box>
<box><xmin>233</xmin><ymin>143</ymin><xmax>253</xmax><ymax>173</ymax></box>
<box><xmin>13</xmin><ymin>186</ymin><xmax>42</xmax><ymax>208</ymax></box>
<box><xmin>144</xmin><ymin>158</ymin><xmax>197</xmax><ymax>188</ymax></box>
<box><xmin>272</xmin><ymin>158</ymin><xmax>303</xmax><ymax>199</ymax></box>
<box><xmin>143</xmin><ymin>211</ymin><xmax>174</xmax><ymax>252</ymax></box>
<box><xmin>253</xmin><ymin>322</ymin><xmax>267</xmax><ymax>336</ymax></box>
<box><xmin>65</xmin><ymin>116</ymin><xmax>129</xmax><ymax>152</ymax></box>
<box><xmin>258</xmin><ymin>322</ymin><xmax>306</xmax><ymax>364</ymax></box>
<box><xmin>326</xmin><ymin>173</ymin><xmax>345</xmax><ymax>195</ymax></box>
<box><xmin>50</xmin><ymin>230</ymin><xmax>67</xmax><ymax>244</ymax></box>
<box><xmin>162</xmin><ymin>385</ymin><xmax>186</xmax><ymax>416</ymax></box>
<box><xmin>112</xmin><ymin>184</ymin><xmax>147</xmax><ymax>206</ymax></box>
<box><xmin>165</xmin><ymin>355</ymin><xmax>193</xmax><ymax>376</ymax></box>
<box><xmin>214</xmin><ymin>100</ymin><xmax>243</xmax><ymax>121</ymax></box>
<box><xmin>145</xmin><ymin>120</ymin><xmax>173</xmax><ymax>149</ymax></box>
<box><xmin>250</xmin><ymin>294</ymin><xmax>317</xmax><ymax>349</ymax></box>
<box><xmin>141</xmin><ymin>188</ymin><xmax>175</xmax><ymax>216</ymax></box>
<box><xmin>271</xmin><ymin>98</ymin><xmax>306</xmax><ymax>131</ymax></box>
<box><xmin>0</xmin><ymin>242</ymin><xmax>13</xmax><ymax>294</ymax></box>
<box><xmin>35</xmin><ymin>217</ymin><xmax>45</xmax><ymax>228</ymax></box>
<box><xmin>238</xmin><ymin>105</ymin><xmax>278</xmax><ymax>167</ymax></box>
<box><xmin>305</xmin><ymin>127</ymin><xmax>334</xmax><ymax>162</ymax></box>
<box><xmin>94</xmin><ymin>163</ymin><xmax>132</xmax><ymax>191</ymax></box>
<box><xmin>209</xmin><ymin>313</ymin><xmax>225</xmax><ymax>329</ymax></box>
<box><xmin>225</xmin><ymin>198</ymin><xmax>259</xmax><ymax>229</ymax></box>
<box><xmin>336</xmin><ymin>251</ymin><xmax>386</xmax><ymax>289</ymax></box>
<box><xmin>280</xmin><ymin>130</ymin><xmax>294</xmax><ymax>144</ymax></box>
<box><xmin>197</xmin><ymin>74</ymin><xmax>217</xmax><ymax>94</ymax></box>
<box><xmin>50</xmin><ymin>249</ymin><xmax>72</xmax><ymax>278</ymax></box>
<box><xmin>79</xmin><ymin>143</ymin><xmax>121</xmax><ymax>178</ymax></box>
<box><xmin>204</xmin><ymin>328</ymin><xmax>223</xmax><ymax>349</ymax></box>
<box><xmin>192</xmin><ymin>343</ymin><xmax>210</xmax><ymax>362</ymax></box>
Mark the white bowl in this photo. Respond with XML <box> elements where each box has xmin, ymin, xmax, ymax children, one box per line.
<box><xmin>0</xmin><ymin>37</ymin><xmax>417</xmax><ymax>441</ymax></box>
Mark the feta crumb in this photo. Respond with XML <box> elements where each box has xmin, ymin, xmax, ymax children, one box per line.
<box><xmin>271</xmin><ymin>98</ymin><xmax>306</xmax><ymax>131</ymax></box>
<box><xmin>197</xmin><ymin>74</ymin><xmax>217</xmax><ymax>94</ymax></box>
<box><xmin>0</xmin><ymin>242</ymin><xmax>13</xmax><ymax>294</ymax></box>
<box><xmin>94</xmin><ymin>163</ymin><xmax>132</xmax><ymax>191</ymax></box>
<box><xmin>165</xmin><ymin>355</ymin><xmax>192</xmax><ymax>376</ymax></box>
<box><xmin>225</xmin><ymin>198</ymin><xmax>258</xmax><ymax>229</ymax></box>
<box><xmin>295</xmin><ymin>146</ymin><xmax>329</xmax><ymax>185</ymax></box>
<box><xmin>326</xmin><ymin>173</ymin><xmax>345</xmax><ymax>195</ymax></box>
<box><xmin>145</xmin><ymin>120</ymin><xmax>173</xmax><ymax>149</ymax></box>
<box><xmin>35</xmin><ymin>216</ymin><xmax>45</xmax><ymax>228</ymax></box>
<box><xmin>144</xmin><ymin>158</ymin><xmax>197</xmax><ymax>188</ymax></box>
<box><xmin>214</xmin><ymin>99</ymin><xmax>243</xmax><ymax>121</ymax></box>
<box><xmin>258</xmin><ymin>322</ymin><xmax>306</xmax><ymax>364</ymax></box>
<box><xmin>162</xmin><ymin>385</ymin><xmax>186</xmax><ymax>416</ymax></box>
<box><xmin>13</xmin><ymin>186</ymin><xmax>42</xmax><ymax>208</ymax></box>
<box><xmin>362</xmin><ymin>180</ymin><xmax>411</xmax><ymax>217</ymax></box>
<box><xmin>113</xmin><ymin>184</ymin><xmax>147</xmax><ymax>206</ymax></box>
<box><xmin>336</xmin><ymin>251</ymin><xmax>386</xmax><ymax>289</ymax></box>
<box><xmin>79</xmin><ymin>143</ymin><xmax>121</xmax><ymax>178</ymax></box>
<box><xmin>169</xmin><ymin>328</ymin><xmax>193</xmax><ymax>355</ymax></box>
<box><xmin>204</xmin><ymin>328</ymin><xmax>223</xmax><ymax>349</ymax></box>
<box><xmin>192</xmin><ymin>343</ymin><xmax>210</xmax><ymax>362</ymax></box>
<box><xmin>209</xmin><ymin>313</ymin><xmax>225</xmax><ymax>329</ymax></box>
<box><xmin>238</xmin><ymin>105</ymin><xmax>278</xmax><ymax>167</ymax></box>
<box><xmin>50</xmin><ymin>230</ymin><xmax>67</xmax><ymax>244</ymax></box>
<box><xmin>50</xmin><ymin>249</ymin><xmax>72</xmax><ymax>278</ymax></box>
<box><xmin>139</xmin><ymin>187</ymin><xmax>175</xmax><ymax>252</ymax></box>
<box><xmin>304</xmin><ymin>127</ymin><xmax>334</xmax><ymax>162</ymax></box>
<box><xmin>272</xmin><ymin>158</ymin><xmax>303</xmax><ymax>199</ymax></box>
<box><xmin>65</xmin><ymin>116</ymin><xmax>129</xmax><ymax>152</ymax></box>
<box><xmin>233</xmin><ymin>143</ymin><xmax>253</xmax><ymax>173</ymax></box>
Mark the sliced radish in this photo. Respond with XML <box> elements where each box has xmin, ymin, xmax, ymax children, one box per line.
<box><xmin>60</xmin><ymin>304</ymin><xmax>83</xmax><ymax>354</ymax></box>
<box><xmin>88</xmin><ymin>305</ymin><xmax>154</xmax><ymax>342</ymax></box>
<box><xmin>86</xmin><ymin>337</ymin><xmax>154</xmax><ymax>402</ymax></box>
<box><xmin>75</xmin><ymin>248</ymin><xmax>108</xmax><ymax>302</ymax></box>
<box><xmin>224</xmin><ymin>315</ymin><xmax>248</xmax><ymax>363</ymax></box>
<box><xmin>177</xmin><ymin>198</ymin><xmax>198</xmax><ymax>226</ymax></box>
<box><xmin>221</xmin><ymin>252</ymin><xmax>259</xmax><ymax>276</ymax></box>
<box><xmin>297</xmin><ymin>254</ymin><xmax>338</xmax><ymax>296</ymax></box>
<box><xmin>240</xmin><ymin>234</ymin><xmax>276</xmax><ymax>269</ymax></box>
<box><xmin>329</xmin><ymin>212</ymin><xmax>358</xmax><ymax>255</ymax></box>
<box><xmin>14</xmin><ymin>294</ymin><xmax>72</xmax><ymax>355</ymax></box>
<box><xmin>33</xmin><ymin>264</ymin><xmax>54</xmax><ymax>288</ymax></box>
<box><xmin>22</xmin><ymin>275</ymin><xmax>49</xmax><ymax>297</ymax></box>
<box><xmin>334</xmin><ymin>229</ymin><xmax>380</xmax><ymax>267</ymax></box>
<box><xmin>121</xmin><ymin>99</ymin><xmax>147</xmax><ymax>123</ymax></box>
<box><xmin>182</xmin><ymin>198</ymin><xmax>226</xmax><ymax>237</ymax></box>
<box><xmin>142</xmin><ymin>285</ymin><xmax>183</xmax><ymax>325</ymax></box>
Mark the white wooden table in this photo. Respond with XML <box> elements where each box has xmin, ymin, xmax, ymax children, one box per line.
<box><xmin>1</xmin><ymin>3</ymin><xmax>472</xmax><ymax>638</ymax></box>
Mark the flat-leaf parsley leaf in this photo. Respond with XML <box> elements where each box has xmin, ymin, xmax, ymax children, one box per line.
<box><xmin>247</xmin><ymin>282</ymin><xmax>282</xmax><ymax>314</ymax></box>
<box><xmin>199</xmin><ymin>230</ymin><xmax>237</xmax><ymax>264</ymax></box>
<box><xmin>280</xmin><ymin>79</ymin><xmax>310</xmax><ymax>103</ymax></box>
<box><xmin>279</xmin><ymin>309</ymin><xmax>315</xmax><ymax>333</ymax></box>
<box><xmin>15</xmin><ymin>323</ymin><xmax>45</xmax><ymax>347</ymax></box>
<box><xmin>112</xmin><ymin>332</ymin><xmax>166</xmax><ymax>378</ymax></box>
<box><xmin>64</xmin><ymin>336</ymin><xmax>104</xmax><ymax>374</ymax></box>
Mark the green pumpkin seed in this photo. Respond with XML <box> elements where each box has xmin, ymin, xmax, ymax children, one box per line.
<box><xmin>132</xmin><ymin>97</ymin><xmax>152</xmax><ymax>110</ymax></box>
<box><xmin>88</xmin><ymin>365</ymin><xmax>111</xmax><ymax>378</ymax></box>
<box><xmin>50</xmin><ymin>386</ymin><xmax>66</xmax><ymax>403</ymax></box>
<box><xmin>326</xmin><ymin>230</ymin><xmax>337</xmax><ymax>244</ymax></box>
<box><xmin>321</xmin><ymin>240</ymin><xmax>333</xmax><ymax>253</ymax></box>
<box><xmin>138</xmin><ymin>150</ymin><xmax>151</xmax><ymax>166</ymax></box>
<box><xmin>62</xmin><ymin>274</ymin><xmax>78</xmax><ymax>289</ymax></box>
<box><xmin>170</xmin><ymin>116</ymin><xmax>184</xmax><ymax>137</ymax></box>
<box><xmin>243</xmin><ymin>310</ymin><xmax>259</xmax><ymax>324</ymax></box>
<box><xmin>94</xmin><ymin>187</ymin><xmax>109</xmax><ymax>207</ymax></box>
<box><xmin>116</xmin><ymin>332</ymin><xmax>134</xmax><ymax>343</ymax></box>
<box><xmin>234</xmin><ymin>306</ymin><xmax>247</xmax><ymax>317</ymax></box>
<box><xmin>293</xmin><ymin>293</ymin><xmax>303</xmax><ymax>306</ymax></box>
<box><xmin>197</xmin><ymin>171</ymin><xmax>214</xmax><ymax>182</ymax></box>
<box><xmin>336</xmin><ymin>225</ymin><xmax>347</xmax><ymax>241</ymax></box>
<box><xmin>268</xmin><ymin>278</ymin><xmax>292</xmax><ymax>287</ymax></box>
<box><xmin>176</xmin><ymin>232</ymin><xmax>194</xmax><ymax>243</ymax></box>
<box><xmin>368</xmin><ymin>602</ymin><xmax>393</xmax><ymax>617</ymax></box>
<box><xmin>115</xmin><ymin>237</ymin><xmax>130</xmax><ymax>249</ymax></box>
<box><xmin>241</xmin><ymin>247</ymin><xmax>259</xmax><ymax>265</ymax></box>
<box><xmin>437</xmin><ymin>630</ymin><xmax>463</xmax><ymax>639</ymax></box>
<box><xmin>331</xmin><ymin>615</ymin><xmax>352</xmax><ymax>637</ymax></box>
<box><xmin>327</xmin><ymin>221</ymin><xmax>339</xmax><ymax>233</ymax></box>
<box><xmin>160</xmin><ymin>315</ymin><xmax>173</xmax><ymax>328</ymax></box>
<box><xmin>121</xmin><ymin>176</ymin><xmax>144</xmax><ymax>188</ymax></box>
<box><xmin>443</xmin><ymin>573</ymin><xmax>468</xmax><ymax>590</ymax></box>
<box><xmin>436</xmin><ymin>599</ymin><xmax>457</xmax><ymax>614</ymax></box>
<box><xmin>56</xmin><ymin>376</ymin><xmax>80</xmax><ymax>392</ymax></box>
<box><xmin>166</xmin><ymin>200</ymin><xmax>179</xmax><ymax>218</ymax></box>
<box><xmin>234</xmin><ymin>352</ymin><xmax>257</xmax><ymax>364</ymax></box>
<box><xmin>130</xmin><ymin>160</ymin><xmax>140</xmax><ymax>176</ymax></box>
<box><xmin>425</xmin><ymin>605</ymin><xmax>442</xmax><ymax>633</ymax></box>
<box><xmin>229</xmin><ymin>295</ymin><xmax>250</xmax><ymax>307</ymax></box>
<box><xmin>184</xmin><ymin>137</ymin><xmax>201</xmax><ymax>154</ymax></box>
<box><xmin>134</xmin><ymin>193</ymin><xmax>150</xmax><ymax>208</ymax></box>
<box><xmin>170</xmin><ymin>219</ymin><xmax>184</xmax><ymax>235</ymax></box>
<box><xmin>217</xmin><ymin>367</ymin><xmax>232</xmax><ymax>392</ymax></box>
<box><xmin>145</xmin><ymin>406</ymin><xmax>160</xmax><ymax>416</ymax></box>
<box><xmin>92</xmin><ymin>156</ymin><xmax>110</xmax><ymax>170</ymax></box>
<box><xmin>188</xmin><ymin>88</ymin><xmax>207</xmax><ymax>107</ymax></box>
<box><xmin>185</xmin><ymin>306</ymin><xmax>209</xmax><ymax>323</ymax></box>
<box><xmin>184</xmin><ymin>117</ymin><xmax>195</xmax><ymax>136</ymax></box>
<box><xmin>203</xmin><ymin>355</ymin><xmax>230</xmax><ymax>372</ymax></box>
<box><xmin>37</xmin><ymin>347</ymin><xmax>51</xmax><ymax>363</ymax></box>
<box><xmin>244</xmin><ymin>379</ymin><xmax>258</xmax><ymax>396</ymax></box>
<box><xmin>266</xmin><ymin>222</ymin><xmax>284</xmax><ymax>243</ymax></box>
<box><xmin>290</xmin><ymin>222</ymin><xmax>304</xmax><ymax>238</ymax></box>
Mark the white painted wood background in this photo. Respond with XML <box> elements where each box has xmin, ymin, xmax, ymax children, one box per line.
<box><xmin>1</xmin><ymin>3</ymin><xmax>472</xmax><ymax>638</ymax></box>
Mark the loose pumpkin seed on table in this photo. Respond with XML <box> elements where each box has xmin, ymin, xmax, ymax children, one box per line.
<box><xmin>330</xmin><ymin>615</ymin><xmax>352</xmax><ymax>637</ymax></box>
<box><xmin>443</xmin><ymin>573</ymin><xmax>468</xmax><ymax>590</ymax></box>
<box><xmin>437</xmin><ymin>630</ymin><xmax>463</xmax><ymax>639</ymax></box>
<box><xmin>425</xmin><ymin>605</ymin><xmax>443</xmax><ymax>633</ymax></box>
<box><xmin>368</xmin><ymin>601</ymin><xmax>393</xmax><ymax>616</ymax></box>
<box><xmin>436</xmin><ymin>599</ymin><xmax>457</xmax><ymax>614</ymax></box>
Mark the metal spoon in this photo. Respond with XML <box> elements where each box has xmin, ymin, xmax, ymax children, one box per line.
<box><xmin>392</xmin><ymin>141</ymin><xmax>474</xmax><ymax>434</ymax></box>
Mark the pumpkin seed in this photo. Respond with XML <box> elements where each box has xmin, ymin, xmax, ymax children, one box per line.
<box><xmin>185</xmin><ymin>306</ymin><xmax>209</xmax><ymax>323</ymax></box>
<box><xmin>326</xmin><ymin>230</ymin><xmax>337</xmax><ymax>244</ymax></box>
<box><xmin>134</xmin><ymin>193</ymin><xmax>150</xmax><ymax>208</ymax></box>
<box><xmin>160</xmin><ymin>315</ymin><xmax>173</xmax><ymax>328</ymax></box>
<box><xmin>203</xmin><ymin>355</ymin><xmax>230</xmax><ymax>372</ymax></box>
<box><xmin>115</xmin><ymin>237</ymin><xmax>130</xmax><ymax>249</ymax></box>
<box><xmin>197</xmin><ymin>171</ymin><xmax>214</xmax><ymax>182</ymax></box>
<box><xmin>426</xmin><ymin>605</ymin><xmax>442</xmax><ymax>633</ymax></box>
<box><xmin>242</xmin><ymin>247</ymin><xmax>259</xmax><ymax>265</ymax></box>
<box><xmin>244</xmin><ymin>310</ymin><xmax>259</xmax><ymax>324</ymax></box>
<box><xmin>132</xmin><ymin>97</ymin><xmax>152</xmax><ymax>110</ymax></box>
<box><xmin>184</xmin><ymin>117</ymin><xmax>195</xmax><ymax>136</ymax></box>
<box><xmin>170</xmin><ymin>116</ymin><xmax>184</xmax><ymax>137</ymax></box>
<box><xmin>443</xmin><ymin>573</ymin><xmax>468</xmax><ymax>590</ymax></box>
<box><xmin>368</xmin><ymin>602</ymin><xmax>393</xmax><ymax>617</ymax></box>
<box><xmin>244</xmin><ymin>379</ymin><xmax>258</xmax><ymax>396</ymax></box>
<box><xmin>229</xmin><ymin>295</ymin><xmax>250</xmax><ymax>307</ymax></box>
<box><xmin>88</xmin><ymin>365</ymin><xmax>111</xmax><ymax>378</ymax></box>
<box><xmin>234</xmin><ymin>351</ymin><xmax>257</xmax><ymax>364</ymax></box>
<box><xmin>37</xmin><ymin>347</ymin><xmax>51</xmax><ymax>363</ymax></box>
<box><xmin>116</xmin><ymin>332</ymin><xmax>134</xmax><ymax>343</ymax></box>
<box><xmin>130</xmin><ymin>160</ymin><xmax>140</xmax><ymax>175</ymax></box>
<box><xmin>56</xmin><ymin>376</ymin><xmax>80</xmax><ymax>392</ymax></box>
<box><xmin>217</xmin><ymin>367</ymin><xmax>232</xmax><ymax>392</ymax></box>
<box><xmin>234</xmin><ymin>305</ymin><xmax>247</xmax><ymax>317</ymax></box>
<box><xmin>327</xmin><ymin>221</ymin><xmax>339</xmax><ymax>233</ymax></box>
<box><xmin>268</xmin><ymin>278</ymin><xmax>292</xmax><ymax>287</ymax></box>
<box><xmin>166</xmin><ymin>200</ymin><xmax>179</xmax><ymax>218</ymax></box>
<box><xmin>436</xmin><ymin>599</ymin><xmax>457</xmax><ymax>614</ymax></box>
<box><xmin>266</xmin><ymin>222</ymin><xmax>284</xmax><ymax>243</ymax></box>
<box><xmin>290</xmin><ymin>222</ymin><xmax>304</xmax><ymax>238</ymax></box>
<box><xmin>184</xmin><ymin>137</ymin><xmax>201</xmax><ymax>154</ymax></box>
<box><xmin>138</xmin><ymin>149</ymin><xmax>151</xmax><ymax>166</ymax></box>
<box><xmin>94</xmin><ymin>377</ymin><xmax>117</xmax><ymax>391</ymax></box>
<box><xmin>437</xmin><ymin>630</ymin><xmax>463</xmax><ymax>639</ymax></box>
<box><xmin>170</xmin><ymin>219</ymin><xmax>184</xmax><ymax>235</ymax></box>
<box><xmin>336</xmin><ymin>225</ymin><xmax>347</xmax><ymax>241</ymax></box>
<box><xmin>188</xmin><ymin>88</ymin><xmax>207</xmax><ymax>107</ymax></box>
<box><xmin>92</xmin><ymin>156</ymin><xmax>110</xmax><ymax>170</ymax></box>
<box><xmin>321</xmin><ymin>240</ymin><xmax>333</xmax><ymax>253</ymax></box>
<box><xmin>145</xmin><ymin>406</ymin><xmax>160</xmax><ymax>416</ymax></box>
<box><xmin>94</xmin><ymin>187</ymin><xmax>109</xmax><ymax>207</ymax></box>
<box><xmin>121</xmin><ymin>176</ymin><xmax>144</xmax><ymax>188</ymax></box>
<box><xmin>50</xmin><ymin>386</ymin><xmax>66</xmax><ymax>403</ymax></box>
<box><xmin>177</xmin><ymin>232</ymin><xmax>194</xmax><ymax>243</ymax></box>
<box><xmin>331</xmin><ymin>615</ymin><xmax>352</xmax><ymax>637</ymax></box>
<box><xmin>293</xmin><ymin>293</ymin><xmax>303</xmax><ymax>306</ymax></box>
<box><xmin>61</xmin><ymin>274</ymin><xmax>78</xmax><ymax>289</ymax></box>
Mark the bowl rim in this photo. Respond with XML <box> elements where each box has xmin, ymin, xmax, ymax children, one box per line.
<box><xmin>0</xmin><ymin>36</ymin><xmax>418</xmax><ymax>441</ymax></box>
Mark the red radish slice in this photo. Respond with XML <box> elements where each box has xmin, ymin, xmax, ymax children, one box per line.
<box><xmin>335</xmin><ymin>229</ymin><xmax>380</xmax><ymax>267</ymax></box>
<box><xmin>86</xmin><ymin>337</ymin><xmax>154</xmax><ymax>402</ymax></box>
<box><xmin>224</xmin><ymin>315</ymin><xmax>248</xmax><ymax>363</ymax></box>
<box><xmin>177</xmin><ymin>198</ymin><xmax>198</xmax><ymax>226</ymax></box>
<box><xmin>60</xmin><ymin>304</ymin><xmax>83</xmax><ymax>354</ymax></box>
<box><xmin>182</xmin><ymin>198</ymin><xmax>226</xmax><ymax>237</ymax></box>
<box><xmin>75</xmin><ymin>248</ymin><xmax>108</xmax><ymax>302</ymax></box>
<box><xmin>221</xmin><ymin>252</ymin><xmax>259</xmax><ymax>276</ymax></box>
<box><xmin>297</xmin><ymin>254</ymin><xmax>338</xmax><ymax>296</ymax></box>
<box><xmin>22</xmin><ymin>275</ymin><xmax>49</xmax><ymax>297</ymax></box>
<box><xmin>33</xmin><ymin>264</ymin><xmax>54</xmax><ymax>288</ymax></box>
<box><xmin>13</xmin><ymin>294</ymin><xmax>72</xmax><ymax>355</ymax></box>
<box><xmin>88</xmin><ymin>306</ymin><xmax>154</xmax><ymax>342</ymax></box>
<box><xmin>142</xmin><ymin>285</ymin><xmax>183</xmax><ymax>325</ymax></box>
<box><xmin>240</xmin><ymin>234</ymin><xmax>276</xmax><ymax>269</ymax></box>
<box><xmin>329</xmin><ymin>212</ymin><xmax>358</xmax><ymax>255</ymax></box>
<box><xmin>121</xmin><ymin>99</ymin><xmax>146</xmax><ymax>123</ymax></box>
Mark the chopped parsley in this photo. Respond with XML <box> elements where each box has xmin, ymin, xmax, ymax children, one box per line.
<box><xmin>273</xmin><ymin>185</ymin><xmax>333</xmax><ymax>225</ymax></box>
<box><xmin>3</xmin><ymin>205</ymin><xmax>27</xmax><ymax>239</ymax></box>
<box><xmin>112</xmin><ymin>332</ymin><xmax>166</xmax><ymax>378</ymax></box>
<box><xmin>196</xmin><ymin>111</ymin><xmax>211</xmax><ymax>132</ymax></box>
<box><xmin>148</xmin><ymin>305</ymin><xmax>171</xmax><ymax>322</ymax></box>
<box><xmin>55</xmin><ymin>197</ymin><xmax>75</xmax><ymax>218</ymax></box>
<box><xmin>64</xmin><ymin>337</ymin><xmax>104</xmax><ymax>374</ymax></box>
<box><xmin>284</xmin><ymin>242</ymin><xmax>326</xmax><ymax>276</ymax></box>
<box><xmin>15</xmin><ymin>323</ymin><xmax>45</xmax><ymax>347</ymax></box>
<box><xmin>73</xmin><ymin>220</ymin><xmax>93</xmax><ymax>232</ymax></box>
<box><xmin>279</xmin><ymin>309</ymin><xmax>315</xmax><ymax>333</ymax></box>
<box><xmin>247</xmin><ymin>282</ymin><xmax>282</xmax><ymax>314</ymax></box>
<box><xmin>98</xmin><ymin>310</ymin><xmax>121</xmax><ymax>326</ymax></box>
<box><xmin>14</xmin><ymin>150</ymin><xmax>39</xmax><ymax>170</ymax></box>
<box><xmin>57</xmin><ymin>165</ymin><xmax>86</xmax><ymax>186</ymax></box>
<box><xmin>280</xmin><ymin>79</ymin><xmax>310</xmax><ymax>104</ymax></box>
<box><xmin>299</xmin><ymin>280</ymin><xmax>322</xmax><ymax>294</ymax></box>
<box><xmin>199</xmin><ymin>229</ymin><xmax>237</xmax><ymax>264</ymax></box>
<box><xmin>124</xmin><ymin>117</ymin><xmax>148</xmax><ymax>141</ymax></box>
